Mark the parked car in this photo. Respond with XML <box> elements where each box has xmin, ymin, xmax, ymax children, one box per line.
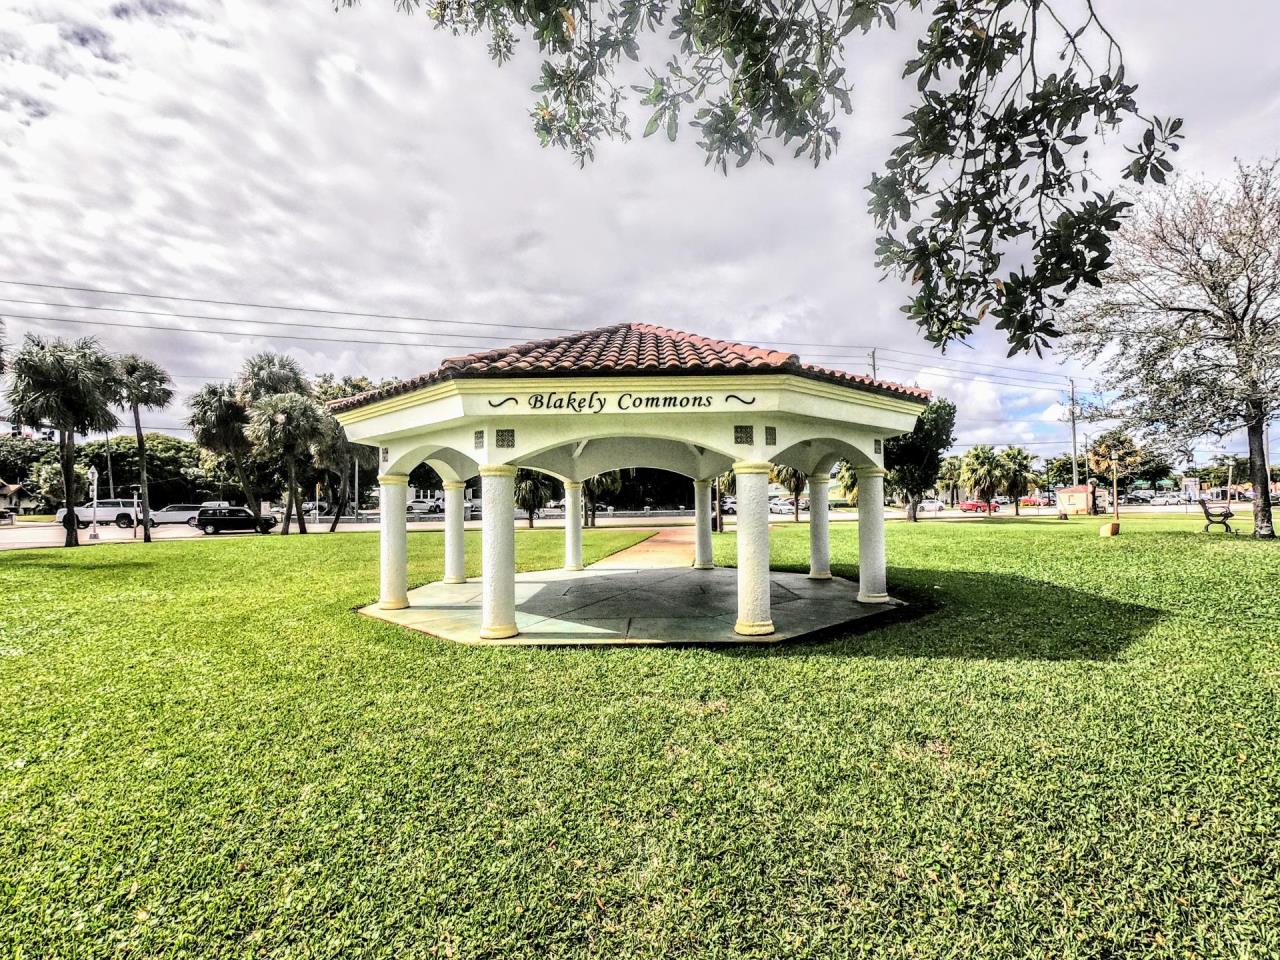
<box><xmin>958</xmin><ymin>499</ymin><xmax>999</xmax><ymax>513</ymax></box>
<box><xmin>196</xmin><ymin>506</ymin><xmax>276</xmax><ymax>535</ymax></box>
<box><xmin>769</xmin><ymin>499</ymin><xmax>793</xmax><ymax>514</ymax></box>
<box><xmin>1019</xmin><ymin>495</ymin><xmax>1050</xmax><ymax>507</ymax></box>
<box><xmin>720</xmin><ymin>497</ymin><xmax>737</xmax><ymax>515</ymax></box>
<box><xmin>148</xmin><ymin>503</ymin><xmax>206</xmax><ymax>527</ymax></box>
<box><xmin>917</xmin><ymin>498</ymin><xmax>946</xmax><ymax>512</ymax></box>
<box><xmin>1150</xmin><ymin>494</ymin><xmax>1183</xmax><ymax>506</ymax></box>
<box><xmin>55</xmin><ymin>499</ymin><xmax>140</xmax><ymax>529</ymax></box>
<box><xmin>407</xmin><ymin>498</ymin><xmax>442</xmax><ymax>515</ymax></box>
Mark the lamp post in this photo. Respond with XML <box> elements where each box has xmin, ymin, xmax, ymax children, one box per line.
<box><xmin>1099</xmin><ymin>448</ymin><xmax>1121</xmax><ymax>537</ymax></box>
<box><xmin>1110</xmin><ymin>449</ymin><xmax>1120</xmax><ymax>523</ymax></box>
<box><xmin>87</xmin><ymin>465</ymin><xmax>100</xmax><ymax>541</ymax></box>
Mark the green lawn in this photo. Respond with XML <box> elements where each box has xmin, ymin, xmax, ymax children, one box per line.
<box><xmin>2</xmin><ymin>519</ymin><xmax>1277</xmax><ymax>958</ymax></box>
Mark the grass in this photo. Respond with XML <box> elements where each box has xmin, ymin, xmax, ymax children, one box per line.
<box><xmin>2</xmin><ymin>518</ymin><xmax>1277</xmax><ymax>958</ymax></box>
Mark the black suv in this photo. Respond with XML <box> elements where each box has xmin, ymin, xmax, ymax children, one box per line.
<box><xmin>196</xmin><ymin>507</ymin><xmax>276</xmax><ymax>535</ymax></box>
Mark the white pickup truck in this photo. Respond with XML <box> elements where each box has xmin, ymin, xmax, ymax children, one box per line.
<box><xmin>55</xmin><ymin>499</ymin><xmax>142</xmax><ymax>529</ymax></box>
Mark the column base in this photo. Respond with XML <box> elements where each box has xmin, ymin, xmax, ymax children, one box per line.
<box><xmin>379</xmin><ymin>598</ymin><xmax>409</xmax><ymax>611</ymax></box>
<box><xmin>563</xmin><ymin>565</ymin><xmax>584</xmax><ymax>572</ymax></box>
<box><xmin>442</xmin><ymin>576</ymin><xmax>468</xmax><ymax>584</ymax></box>
<box><xmin>734</xmin><ymin>619</ymin><xmax>775</xmax><ymax>637</ymax></box>
<box><xmin>692</xmin><ymin>562</ymin><xmax>714</xmax><ymax>570</ymax></box>
<box><xmin>807</xmin><ymin>571</ymin><xmax>832</xmax><ymax>580</ymax></box>
<box><xmin>857</xmin><ymin>592</ymin><xmax>891</xmax><ymax>604</ymax></box>
<box><xmin>480</xmin><ymin>623</ymin><xmax>519</xmax><ymax>640</ymax></box>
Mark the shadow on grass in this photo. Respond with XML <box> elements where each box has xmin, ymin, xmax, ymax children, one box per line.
<box><xmin>733</xmin><ymin>565</ymin><xmax>1163</xmax><ymax>661</ymax></box>
<box><xmin>0</xmin><ymin>554</ymin><xmax>160</xmax><ymax>572</ymax></box>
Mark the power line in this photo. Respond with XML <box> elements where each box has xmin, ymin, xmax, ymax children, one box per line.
<box><xmin>0</xmin><ymin>277</ymin><xmax>1080</xmax><ymax>382</ymax></box>
<box><xmin>0</xmin><ymin>279</ymin><xmax>583</xmax><ymax>336</ymax></box>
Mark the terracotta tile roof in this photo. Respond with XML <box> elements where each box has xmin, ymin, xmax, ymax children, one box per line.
<box><xmin>329</xmin><ymin>323</ymin><xmax>930</xmax><ymax>412</ymax></box>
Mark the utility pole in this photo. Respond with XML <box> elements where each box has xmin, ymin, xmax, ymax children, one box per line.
<box><xmin>104</xmin><ymin>432</ymin><xmax>115</xmax><ymax>498</ymax></box>
<box><xmin>1069</xmin><ymin>378</ymin><xmax>1080</xmax><ymax>487</ymax></box>
<box><xmin>869</xmin><ymin>349</ymin><xmax>877</xmax><ymax>381</ymax></box>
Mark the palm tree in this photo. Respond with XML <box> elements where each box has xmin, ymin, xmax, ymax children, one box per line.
<box><xmin>514</xmin><ymin>468</ymin><xmax>557</xmax><ymax>528</ymax></box>
<box><xmin>833</xmin><ymin>460</ymin><xmax>858</xmax><ymax>503</ymax></box>
<box><xmin>311</xmin><ymin>412</ymin><xmax>376</xmax><ymax>532</ymax></box>
<box><xmin>960</xmin><ymin>445</ymin><xmax>1008</xmax><ymax>517</ymax></box>
<box><xmin>1000</xmin><ymin>446</ymin><xmax>1036</xmax><ymax>516</ymax></box>
<box><xmin>771</xmin><ymin>463</ymin><xmax>808</xmax><ymax>521</ymax></box>
<box><xmin>114</xmin><ymin>354</ymin><xmax>174</xmax><ymax>542</ymax></box>
<box><xmin>938</xmin><ymin>454</ymin><xmax>963</xmax><ymax>507</ymax></box>
<box><xmin>187</xmin><ymin>383</ymin><xmax>260</xmax><ymax>518</ymax></box>
<box><xmin>582</xmin><ymin>471</ymin><xmax>623</xmax><ymax>527</ymax></box>
<box><xmin>238</xmin><ymin>352</ymin><xmax>309</xmax><ymax>401</ymax></box>
<box><xmin>5</xmin><ymin>336</ymin><xmax>119</xmax><ymax>546</ymax></box>
<box><xmin>246</xmin><ymin>393</ymin><xmax>323</xmax><ymax>534</ymax></box>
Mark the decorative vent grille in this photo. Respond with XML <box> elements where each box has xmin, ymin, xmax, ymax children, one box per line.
<box><xmin>874</xmin><ymin>438</ymin><xmax>883</xmax><ymax>454</ymax></box>
<box><xmin>474</xmin><ymin>430</ymin><xmax>485</xmax><ymax>450</ymax></box>
<box><xmin>734</xmin><ymin>425</ymin><xmax>753</xmax><ymax>445</ymax></box>
<box><xmin>765</xmin><ymin>426</ymin><xmax>777</xmax><ymax>446</ymax></box>
<box><xmin>496</xmin><ymin>429</ymin><xmax>515</xmax><ymax>449</ymax></box>
<box><xmin>381</xmin><ymin>446</ymin><xmax>389</xmax><ymax>463</ymax></box>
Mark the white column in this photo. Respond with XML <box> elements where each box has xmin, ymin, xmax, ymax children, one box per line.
<box><xmin>856</xmin><ymin>466</ymin><xmax>889</xmax><ymax>603</ymax></box>
<box><xmin>733</xmin><ymin>460</ymin><xmax>773</xmax><ymax>636</ymax></box>
<box><xmin>564</xmin><ymin>480</ymin><xmax>584</xmax><ymax>571</ymax></box>
<box><xmin>693</xmin><ymin>478</ymin><xmax>714</xmax><ymax>570</ymax></box>
<box><xmin>378</xmin><ymin>473</ymin><xmax>409</xmax><ymax>610</ymax></box>
<box><xmin>443</xmin><ymin>480</ymin><xmax>466</xmax><ymax>584</ymax></box>
<box><xmin>479</xmin><ymin>464</ymin><xmax>518</xmax><ymax>639</ymax></box>
<box><xmin>807</xmin><ymin>474</ymin><xmax>831</xmax><ymax>579</ymax></box>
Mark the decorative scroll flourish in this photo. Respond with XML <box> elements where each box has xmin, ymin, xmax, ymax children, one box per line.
<box><xmin>725</xmin><ymin>394</ymin><xmax>757</xmax><ymax>406</ymax></box>
<box><xmin>487</xmin><ymin>397</ymin><xmax>519</xmax><ymax>408</ymax></box>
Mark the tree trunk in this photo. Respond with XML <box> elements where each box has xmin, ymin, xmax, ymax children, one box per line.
<box><xmin>527</xmin><ymin>508</ymin><xmax>535</xmax><ymax>529</ymax></box>
<box><xmin>329</xmin><ymin>471</ymin><xmax>347</xmax><ymax>533</ymax></box>
<box><xmin>1246</xmin><ymin>409</ymin><xmax>1275</xmax><ymax>539</ymax></box>
<box><xmin>282</xmin><ymin>487</ymin><xmax>293</xmax><ymax>535</ymax></box>
<box><xmin>232</xmin><ymin>454</ymin><xmax>260</xmax><ymax>519</ymax></box>
<box><xmin>794</xmin><ymin>494</ymin><xmax>801</xmax><ymax>523</ymax></box>
<box><xmin>291</xmin><ymin>461</ymin><xmax>307</xmax><ymax>534</ymax></box>
<box><xmin>133</xmin><ymin>404</ymin><xmax>153</xmax><ymax>543</ymax></box>
<box><xmin>60</xmin><ymin>429</ymin><xmax>78</xmax><ymax>548</ymax></box>
<box><xmin>1013</xmin><ymin>496</ymin><xmax>1021</xmax><ymax>517</ymax></box>
<box><xmin>907</xmin><ymin>496</ymin><xmax>919</xmax><ymax>522</ymax></box>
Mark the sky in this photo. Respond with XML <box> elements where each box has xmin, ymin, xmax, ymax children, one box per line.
<box><xmin>1</xmin><ymin>0</ymin><xmax>1277</xmax><ymax>465</ymax></box>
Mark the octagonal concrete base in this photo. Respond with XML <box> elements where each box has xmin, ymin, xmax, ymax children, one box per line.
<box><xmin>359</xmin><ymin>565</ymin><xmax>903</xmax><ymax>646</ymax></box>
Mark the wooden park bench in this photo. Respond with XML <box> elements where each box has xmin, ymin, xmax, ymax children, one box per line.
<box><xmin>1198</xmin><ymin>498</ymin><xmax>1235</xmax><ymax>534</ymax></box>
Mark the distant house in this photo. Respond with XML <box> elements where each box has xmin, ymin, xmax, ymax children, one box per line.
<box><xmin>0</xmin><ymin>481</ymin><xmax>39</xmax><ymax>515</ymax></box>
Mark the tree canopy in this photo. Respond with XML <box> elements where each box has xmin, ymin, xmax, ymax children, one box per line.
<box><xmin>349</xmin><ymin>0</ymin><xmax>1180</xmax><ymax>353</ymax></box>
<box><xmin>1062</xmin><ymin>160</ymin><xmax>1278</xmax><ymax>537</ymax></box>
<box><xmin>884</xmin><ymin>397</ymin><xmax>956</xmax><ymax>519</ymax></box>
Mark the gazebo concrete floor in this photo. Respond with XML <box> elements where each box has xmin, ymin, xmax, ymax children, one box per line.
<box><xmin>360</xmin><ymin>566</ymin><xmax>903</xmax><ymax>646</ymax></box>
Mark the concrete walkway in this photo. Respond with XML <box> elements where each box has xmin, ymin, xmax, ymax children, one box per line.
<box><xmin>361</xmin><ymin>527</ymin><xmax>900</xmax><ymax>647</ymax></box>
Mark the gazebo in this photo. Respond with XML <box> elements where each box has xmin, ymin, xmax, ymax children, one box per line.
<box><xmin>332</xmin><ymin>323</ymin><xmax>928</xmax><ymax>643</ymax></box>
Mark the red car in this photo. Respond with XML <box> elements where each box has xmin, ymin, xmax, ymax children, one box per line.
<box><xmin>959</xmin><ymin>500</ymin><xmax>999</xmax><ymax>513</ymax></box>
<box><xmin>1020</xmin><ymin>495</ymin><xmax>1051</xmax><ymax>507</ymax></box>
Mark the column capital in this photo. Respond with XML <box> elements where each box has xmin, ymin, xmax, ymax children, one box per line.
<box><xmin>563</xmin><ymin>480</ymin><xmax>583</xmax><ymax>491</ymax></box>
<box><xmin>478</xmin><ymin>463</ymin><xmax>517</xmax><ymax>478</ymax></box>
<box><xmin>442</xmin><ymin>480</ymin><xmax>466</xmax><ymax>491</ymax></box>
<box><xmin>732</xmin><ymin>460</ymin><xmax>773</xmax><ymax>475</ymax></box>
<box><xmin>377</xmin><ymin>473</ymin><xmax>408</xmax><ymax>486</ymax></box>
<box><xmin>856</xmin><ymin>465</ymin><xmax>887</xmax><ymax>479</ymax></box>
<box><xmin>693</xmin><ymin>477</ymin><xmax>712</xmax><ymax>489</ymax></box>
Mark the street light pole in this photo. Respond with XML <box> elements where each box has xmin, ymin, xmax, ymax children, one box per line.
<box><xmin>87</xmin><ymin>465</ymin><xmax>100</xmax><ymax>541</ymax></box>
